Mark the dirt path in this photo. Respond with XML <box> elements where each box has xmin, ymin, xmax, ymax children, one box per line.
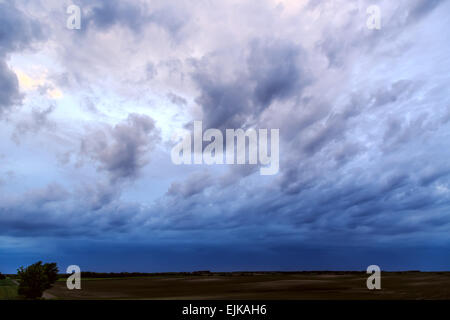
<box><xmin>11</xmin><ymin>279</ymin><xmax>57</xmax><ymax>299</ymax></box>
<box><xmin>42</xmin><ymin>291</ymin><xmax>57</xmax><ymax>299</ymax></box>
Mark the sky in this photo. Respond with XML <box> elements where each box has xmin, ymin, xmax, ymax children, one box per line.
<box><xmin>1</xmin><ymin>0</ymin><xmax>450</xmax><ymax>273</ymax></box>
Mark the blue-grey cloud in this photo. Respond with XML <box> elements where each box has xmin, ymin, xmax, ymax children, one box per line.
<box><xmin>193</xmin><ymin>38</ymin><xmax>309</xmax><ymax>130</ymax></box>
<box><xmin>0</xmin><ymin>0</ymin><xmax>43</xmax><ymax>114</ymax></box>
<box><xmin>80</xmin><ymin>113</ymin><xmax>160</xmax><ymax>182</ymax></box>
<box><xmin>1</xmin><ymin>0</ymin><xmax>450</xmax><ymax>272</ymax></box>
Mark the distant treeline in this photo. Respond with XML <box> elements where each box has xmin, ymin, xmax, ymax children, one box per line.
<box><xmin>55</xmin><ymin>270</ymin><xmax>436</xmax><ymax>279</ymax></box>
<box><xmin>57</xmin><ymin>271</ymin><xmax>212</xmax><ymax>279</ymax></box>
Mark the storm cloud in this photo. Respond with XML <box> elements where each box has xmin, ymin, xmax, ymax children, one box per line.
<box><xmin>0</xmin><ymin>0</ymin><xmax>43</xmax><ymax>114</ymax></box>
<box><xmin>1</xmin><ymin>0</ymin><xmax>450</xmax><ymax>272</ymax></box>
<box><xmin>80</xmin><ymin>113</ymin><xmax>160</xmax><ymax>182</ymax></box>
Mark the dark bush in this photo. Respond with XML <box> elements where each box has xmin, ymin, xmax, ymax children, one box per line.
<box><xmin>17</xmin><ymin>261</ymin><xmax>59</xmax><ymax>299</ymax></box>
<box><xmin>0</xmin><ymin>272</ymin><xmax>6</xmax><ymax>280</ymax></box>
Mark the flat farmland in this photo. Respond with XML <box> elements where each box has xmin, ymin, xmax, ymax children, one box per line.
<box><xmin>45</xmin><ymin>272</ymin><xmax>450</xmax><ymax>300</ymax></box>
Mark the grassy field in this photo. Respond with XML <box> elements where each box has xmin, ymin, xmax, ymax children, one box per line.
<box><xmin>0</xmin><ymin>278</ymin><xmax>18</xmax><ymax>300</ymax></box>
<box><xmin>45</xmin><ymin>272</ymin><xmax>450</xmax><ymax>300</ymax></box>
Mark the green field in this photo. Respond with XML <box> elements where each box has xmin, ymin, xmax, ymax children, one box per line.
<box><xmin>0</xmin><ymin>278</ymin><xmax>19</xmax><ymax>300</ymax></box>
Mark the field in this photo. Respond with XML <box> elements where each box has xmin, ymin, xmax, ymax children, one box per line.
<box><xmin>0</xmin><ymin>278</ymin><xmax>18</xmax><ymax>300</ymax></box>
<box><xmin>43</xmin><ymin>272</ymin><xmax>450</xmax><ymax>300</ymax></box>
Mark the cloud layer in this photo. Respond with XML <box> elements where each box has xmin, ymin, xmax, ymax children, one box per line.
<box><xmin>1</xmin><ymin>0</ymin><xmax>450</xmax><ymax>272</ymax></box>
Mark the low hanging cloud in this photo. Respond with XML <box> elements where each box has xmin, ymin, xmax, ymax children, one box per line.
<box><xmin>80</xmin><ymin>113</ymin><xmax>160</xmax><ymax>183</ymax></box>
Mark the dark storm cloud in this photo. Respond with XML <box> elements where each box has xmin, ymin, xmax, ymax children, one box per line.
<box><xmin>0</xmin><ymin>61</ymin><xmax>21</xmax><ymax>113</ymax></box>
<box><xmin>248</xmin><ymin>40</ymin><xmax>307</xmax><ymax>108</ymax></box>
<box><xmin>0</xmin><ymin>0</ymin><xmax>44</xmax><ymax>114</ymax></box>
<box><xmin>193</xmin><ymin>38</ymin><xmax>309</xmax><ymax>130</ymax></box>
<box><xmin>0</xmin><ymin>1</ymin><xmax>43</xmax><ymax>55</ymax></box>
<box><xmin>299</xmin><ymin>79</ymin><xmax>418</xmax><ymax>156</ymax></box>
<box><xmin>276</xmin><ymin>78</ymin><xmax>429</xmax><ymax>196</ymax></box>
<box><xmin>149</xmin><ymin>164</ymin><xmax>450</xmax><ymax>243</ymax></box>
<box><xmin>81</xmin><ymin>0</ymin><xmax>186</xmax><ymax>36</ymax></box>
<box><xmin>0</xmin><ymin>182</ymin><xmax>144</xmax><ymax>237</ymax></box>
<box><xmin>85</xmin><ymin>0</ymin><xmax>146</xmax><ymax>32</ymax></box>
<box><xmin>0</xmin><ymin>183</ymin><xmax>71</xmax><ymax>235</ymax></box>
<box><xmin>157</xmin><ymin>0</ymin><xmax>450</xmax><ymax>243</ymax></box>
<box><xmin>80</xmin><ymin>114</ymin><xmax>160</xmax><ymax>182</ymax></box>
<box><xmin>1</xmin><ymin>0</ymin><xmax>450</xmax><ymax>273</ymax></box>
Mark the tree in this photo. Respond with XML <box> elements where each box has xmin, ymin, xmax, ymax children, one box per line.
<box><xmin>17</xmin><ymin>261</ymin><xmax>59</xmax><ymax>299</ymax></box>
<box><xmin>0</xmin><ymin>272</ymin><xmax>6</xmax><ymax>280</ymax></box>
